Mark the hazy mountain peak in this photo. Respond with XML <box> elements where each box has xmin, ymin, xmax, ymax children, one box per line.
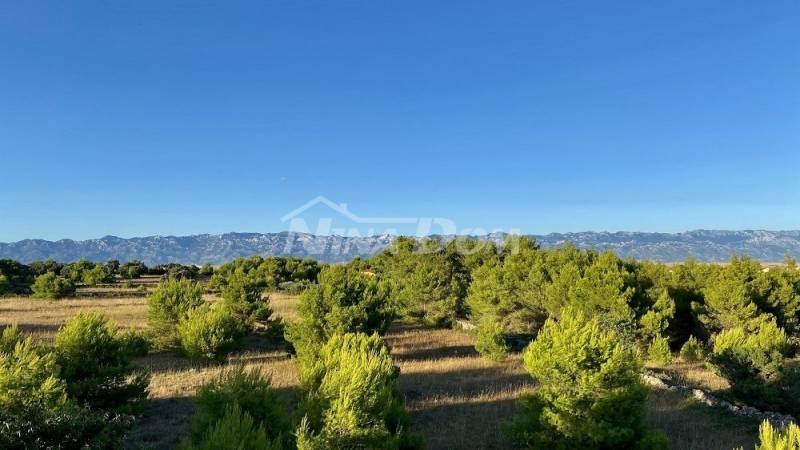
<box><xmin>1</xmin><ymin>230</ymin><xmax>798</xmax><ymax>265</ymax></box>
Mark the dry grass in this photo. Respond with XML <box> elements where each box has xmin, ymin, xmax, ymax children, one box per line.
<box><xmin>647</xmin><ymin>389</ymin><xmax>759</xmax><ymax>449</ymax></box>
<box><xmin>385</xmin><ymin>323</ymin><xmax>534</xmax><ymax>449</ymax></box>
<box><xmin>0</xmin><ymin>290</ymin><xmax>762</xmax><ymax>449</ymax></box>
<box><xmin>0</xmin><ymin>296</ymin><xmax>149</xmax><ymax>341</ymax></box>
<box><xmin>647</xmin><ymin>360</ymin><xmax>731</xmax><ymax>392</ymax></box>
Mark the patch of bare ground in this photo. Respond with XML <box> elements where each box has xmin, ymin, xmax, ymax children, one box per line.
<box><xmin>385</xmin><ymin>322</ymin><xmax>534</xmax><ymax>449</ymax></box>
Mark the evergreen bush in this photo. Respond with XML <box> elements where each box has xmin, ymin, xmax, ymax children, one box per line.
<box><xmin>147</xmin><ymin>278</ymin><xmax>204</xmax><ymax>349</ymax></box>
<box><xmin>506</xmin><ymin>310</ymin><xmax>667</xmax><ymax>449</ymax></box>
<box><xmin>177</xmin><ymin>304</ymin><xmax>244</xmax><ymax>361</ymax></box>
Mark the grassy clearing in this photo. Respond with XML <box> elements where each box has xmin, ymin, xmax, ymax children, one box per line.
<box><xmin>0</xmin><ymin>290</ymin><xmax>761</xmax><ymax>449</ymax></box>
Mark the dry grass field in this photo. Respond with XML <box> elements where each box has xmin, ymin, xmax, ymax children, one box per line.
<box><xmin>0</xmin><ymin>286</ymin><xmax>761</xmax><ymax>450</ymax></box>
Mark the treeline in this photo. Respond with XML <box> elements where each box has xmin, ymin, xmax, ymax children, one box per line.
<box><xmin>0</xmin><ymin>256</ymin><xmax>321</xmax><ymax>299</ymax></box>
<box><xmin>209</xmin><ymin>256</ymin><xmax>321</xmax><ymax>293</ymax></box>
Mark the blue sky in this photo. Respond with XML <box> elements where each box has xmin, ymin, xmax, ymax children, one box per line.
<box><xmin>1</xmin><ymin>1</ymin><xmax>798</xmax><ymax>241</ymax></box>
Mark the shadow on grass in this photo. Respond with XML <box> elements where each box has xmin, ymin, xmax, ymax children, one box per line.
<box><xmin>399</xmin><ymin>367</ymin><xmax>532</xmax><ymax>400</ymax></box>
<box><xmin>392</xmin><ymin>344</ymin><xmax>480</xmax><ymax>362</ymax></box>
<box><xmin>13</xmin><ymin>323</ymin><xmax>64</xmax><ymax>335</ymax></box>
<box><xmin>133</xmin><ymin>335</ymin><xmax>292</xmax><ymax>374</ymax></box>
<box><xmin>407</xmin><ymin>396</ymin><xmax>521</xmax><ymax>450</ymax></box>
<box><xmin>124</xmin><ymin>385</ymin><xmax>302</xmax><ymax>450</ymax></box>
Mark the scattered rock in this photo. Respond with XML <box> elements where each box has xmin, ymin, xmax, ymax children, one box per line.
<box><xmin>641</xmin><ymin>371</ymin><xmax>796</xmax><ymax>427</ymax></box>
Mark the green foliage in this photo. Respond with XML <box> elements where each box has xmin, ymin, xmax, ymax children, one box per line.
<box><xmin>31</xmin><ymin>271</ymin><xmax>76</xmax><ymax>299</ymax></box>
<box><xmin>180</xmin><ymin>404</ymin><xmax>282</xmax><ymax>450</ymax></box>
<box><xmin>28</xmin><ymin>258</ymin><xmax>64</xmax><ymax>276</ymax></box>
<box><xmin>188</xmin><ymin>365</ymin><xmax>291</xmax><ymax>445</ymax></box>
<box><xmin>647</xmin><ymin>335</ymin><xmax>673</xmax><ymax>365</ymax></box>
<box><xmin>200</xmin><ymin>263</ymin><xmax>215</xmax><ymax>277</ymax></box>
<box><xmin>61</xmin><ymin>258</ymin><xmax>96</xmax><ymax>283</ymax></box>
<box><xmin>0</xmin><ymin>259</ymin><xmax>35</xmax><ymax>295</ymax></box>
<box><xmin>177</xmin><ymin>304</ymin><xmax>244</xmax><ymax>360</ymax></box>
<box><xmin>153</xmin><ymin>263</ymin><xmax>201</xmax><ymax>280</ymax></box>
<box><xmin>639</xmin><ymin>290</ymin><xmax>676</xmax><ymax>341</ymax></box>
<box><xmin>382</xmin><ymin>238</ymin><xmax>470</xmax><ymax>327</ymax></box>
<box><xmin>762</xmin><ymin>266</ymin><xmax>800</xmax><ymax>337</ymax></box>
<box><xmin>0</xmin><ymin>331</ymin><xmax>125</xmax><ymax>449</ymax></box>
<box><xmin>221</xmin><ymin>277</ymin><xmax>278</xmax><ymax>334</ymax></box>
<box><xmin>0</xmin><ymin>324</ymin><xmax>25</xmax><ymax>353</ymax></box>
<box><xmin>679</xmin><ymin>335</ymin><xmax>704</xmax><ymax>362</ymax></box>
<box><xmin>54</xmin><ymin>312</ymin><xmax>149</xmax><ymax>412</ymax></box>
<box><xmin>147</xmin><ymin>278</ymin><xmax>205</xmax><ymax>349</ymax></box>
<box><xmin>466</xmin><ymin>237</ymin><xmax>547</xmax><ymax>350</ymax></box>
<box><xmin>119</xmin><ymin>329</ymin><xmax>152</xmax><ymax>357</ymax></box>
<box><xmin>82</xmin><ymin>264</ymin><xmax>114</xmax><ymax>286</ymax></box>
<box><xmin>709</xmin><ymin>319</ymin><xmax>790</xmax><ymax>407</ymax></box>
<box><xmin>104</xmin><ymin>259</ymin><xmax>120</xmax><ymax>275</ymax></box>
<box><xmin>468</xmin><ymin>241</ymin><xmax>641</xmax><ymax>357</ymax></box>
<box><xmin>120</xmin><ymin>259</ymin><xmax>148</xmax><ymax>279</ymax></box>
<box><xmin>210</xmin><ymin>256</ymin><xmax>320</xmax><ymax>291</ymax></box>
<box><xmin>696</xmin><ymin>256</ymin><xmax>771</xmax><ymax>335</ymax></box>
<box><xmin>475</xmin><ymin>315</ymin><xmax>509</xmax><ymax>361</ymax></box>
<box><xmin>507</xmin><ymin>311</ymin><xmax>666</xmax><ymax>450</ymax></box>
<box><xmin>295</xmin><ymin>333</ymin><xmax>418</xmax><ymax>450</ymax></box>
<box><xmin>0</xmin><ymin>334</ymin><xmax>66</xmax><ymax>419</ymax></box>
<box><xmin>287</xmin><ymin>265</ymin><xmax>395</xmax><ymax>362</ymax></box>
<box><xmin>747</xmin><ymin>420</ymin><xmax>800</xmax><ymax>450</ymax></box>
<box><xmin>0</xmin><ymin>273</ymin><xmax>9</xmax><ymax>295</ymax></box>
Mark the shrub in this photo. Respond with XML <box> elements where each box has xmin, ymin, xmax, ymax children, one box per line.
<box><xmin>0</xmin><ymin>259</ymin><xmax>35</xmax><ymax>295</ymax></box>
<box><xmin>679</xmin><ymin>335</ymin><xmax>704</xmax><ymax>363</ymax></box>
<box><xmin>0</xmin><ymin>332</ymin><xmax>124</xmax><ymax>449</ymax></box>
<box><xmin>82</xmin><ymin>264</ymin><xmax>114</xmax><ymax>286</ymax></box>
<box><xmin>61</xmin><ymin>258</ymin><xmax>96</xmax><ymax>283</ymax></box>
<box><xmin>221</xmin><ymin>277</ymin><xmax>276</xmax><ymax>334</ymax></box>
<box><xmin>54</xmin><ymin>312</ymin><xmax>149</xmax><ymax>413</ymax></box>
<box><xmin>647</xmin><ymin>335</ymin><xmax>673</xmax><ymax>365</ymax></box>
<box><xmin>0</xmin><ymin>274</ymin><xmax>9</xmax><ymax>295</ymax></box>
<box><xmin>475</xmin><ymin>315</ymin><xmax>509</xmax><ymax>361</ymax></box>
<box><xmin>0</xmin><ymin>324</ymin><xmax>24</xmax><ymax>353</ymax></box>
<box><xmin>709</xmin><ymin>319</ymin><xmax>790</xmax><ymax>407</ymax></box>
<box><xmin>200</xmin><ymin>263</ymin><xmax>215</xmax><ymax>277</ymax></box>
<box><xmin>31</xmin><ymin>272</ymin><xmax>76</xmax><ymax>299</ymax></box>
<box><xmin>746</xmin><ymin>420</ymin><xmax>800</xmax><ymax>450</ymax></box>
<box><xmin>120</xmin><ymin>260</ymin><xmax>148</xmax><ymax>279</ymax></box>
<box><xmin>28</xmin><ymin>259</ymin><xmax>64</xmax><ymax>277</ymax></box>
<box><xmin>180</xmin><ymin>404</ymin><xmax>282</xmax><ymax>450</ymax></box>
<box><xmin>506</xmin><ymin>311</ymin><xmax>667</xmax><ymax>449</ymax></box>
<box><xmin>392</xmin><ymin>241</ymin><xmax>470</xmax><ymax>327</ymax></box>
<box><xmin>188</xmin><ymin>365</ymin><xmax>291</xmax><ymax>445</ymax></box>
<box><xmin>177</xmin><ymin>304</ymin><xmax>244</xmax><ymax>361</ymax></box>
<box><xmin>119</xmin><ymin>329</ymin><xmax>152</xmax><ymax>357</ymax></box>
<box><xmin>295</xmin><ymin>333</ymin><xmax>418</xmax><ymax>449</ymax></box>
<box><xmin>147</xmin><ymin>278</ymin><xmax>204</xmax><ymax>349</ymax></box>
<box><xmin>286</xmin><ymin>265</ymin><xmax>395</xmax><ymax>361</ymax></box>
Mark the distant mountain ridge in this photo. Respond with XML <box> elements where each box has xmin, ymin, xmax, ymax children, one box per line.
<box><xmin>1</xmin><ymin>230</ymin><xmax>798</xmax><ymax>265</ymax></box>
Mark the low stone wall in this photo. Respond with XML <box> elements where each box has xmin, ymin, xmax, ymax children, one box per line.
<box><xmin>642</xmin><ymin>372</ymin><xmax>795</xmax><ymax>427</ymax></box>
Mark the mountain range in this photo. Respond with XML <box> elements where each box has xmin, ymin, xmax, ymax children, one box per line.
<box><xmin>1</xmin><ymin>230</ymin><xmax>798</xmax><ymax>265</ymax></box>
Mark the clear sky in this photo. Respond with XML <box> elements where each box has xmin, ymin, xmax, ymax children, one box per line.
<box><xmin>1</xmin><ymin>1</ymin><xmax>798</xmax><ymax>241</ymax></box>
